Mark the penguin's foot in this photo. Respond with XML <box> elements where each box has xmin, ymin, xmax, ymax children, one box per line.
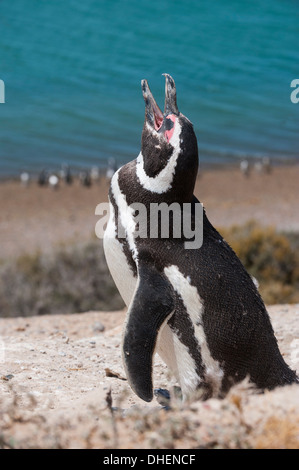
<box><xmin>154</xmin><ymin>386</ymin><xmax>183</xmax><ymax>410</ymax></box>
<box><xmin>154</xmin><ymin>388</ymin><xmax>171</xmax><ymax>410</ymax></box>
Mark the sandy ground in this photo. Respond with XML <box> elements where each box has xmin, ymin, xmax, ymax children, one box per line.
<box><xmin>1</xmin><ymin>164</ymin><xmax>299</xmax><ymax>260</ymax></box>
<box><xmin>0</xmin><ymin>164</ymin><xmax>299</xmax><ymax>449</ymax></box>
<box><xmin>0</xmin><ymin>304</ymin><xmax>298</xmax><ymax>449</ymax></box>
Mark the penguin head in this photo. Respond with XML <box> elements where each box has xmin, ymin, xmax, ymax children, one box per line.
<box><xmin>139</xmin><ymin>74</ymin><xmax>198</xmax><ymax>198</ymax></box>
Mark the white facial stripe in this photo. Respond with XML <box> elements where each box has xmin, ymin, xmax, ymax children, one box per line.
<box><xmin>136</xmin><ymin>120</ymin><xmax>182</xmax><ymax>194</ymax></box>
<box><xmin>164</xmin><ymin>265</ymin><xmax>224</xmax><ymax>396</ymax></box>
<box><xmin>110</xmin><ymin>170</ymin><xmax>138</xmax><ymax>262</ymax></box>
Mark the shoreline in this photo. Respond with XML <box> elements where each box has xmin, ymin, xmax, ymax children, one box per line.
<box><xmin>1</xmin><ymin>158</ymin><xmax>299</xmax><ymax>184</ymax></box>
<box><xmin>0</xmin><ymin>163</ymin><xmax>298</xmax><ymax>260</ymax></box>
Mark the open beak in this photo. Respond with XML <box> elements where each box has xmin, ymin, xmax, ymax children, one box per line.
<box><xmin>141</xmin><ymin>74</ymin><xmax>179</xmax><ymax>131</ymax></box>
<box><xmin>163</xmin><ymin>73</ymin><xmax>179</xmax><ymax>116</ymax></box>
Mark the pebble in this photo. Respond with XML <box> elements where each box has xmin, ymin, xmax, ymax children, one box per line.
<box><xmin>89</xmin><ymin>354</ymin><xmax>99</xmax><ymax>362</ymax></box>
<box><xmin>1</xmin><ymin>374</ymin><xmax>14</xmax><ymax>381</ymax></box>
<box><xmin>93</xmin><ymin>321</ymin><xmax>105</xmax><ymax>333</ymax></box>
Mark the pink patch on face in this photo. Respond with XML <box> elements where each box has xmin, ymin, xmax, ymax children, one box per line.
<box><xmin>164</xmin><ymin>114</ymin><xmax>176</xmax><ymax>142</ymax></box>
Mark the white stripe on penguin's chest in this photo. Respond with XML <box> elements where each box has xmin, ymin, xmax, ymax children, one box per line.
<box><xmin>163</xmin><ymin>265</ymin><xmax>224</xmax><ymax>398</ymax></box>
<box><xmin>103</xmin><ymin>196</ymin><xmax>137</xmax><ymax>307</ymax></box>
<box><xmin>110</xmin><ymin>170</ymin><xmax>139</xmax><ymax>262</ymax></box>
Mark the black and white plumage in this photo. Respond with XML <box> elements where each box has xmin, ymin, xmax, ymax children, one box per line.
<box><xmin>103</xmin><ymin>74</ymin><xmax>298</xmax><ymax>402</ymax></box>
<box><xmin>38</xmin><ymin>169</ymin><xmax>49</xmax><ymax>186</ymax></box>
<box><xmin>20</xmin><ymin>171</ymin><xmax>30</xmax><ymax>186</ymax></box>
<box><xmin>79</xmin><ymin>169</ymin><xmax>91</xmax><ymax>187</ymax></box>
<box><xmin>48</xmin><ymin>173</ymin><xmax>59</xmax><ymax>190</ymax></box>
<box><xmin>60</xmin><ymin>164</ymin><xmax>73</xmax><ymax>185</ymax></box>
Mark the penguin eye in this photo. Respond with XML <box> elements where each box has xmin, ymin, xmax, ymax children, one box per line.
<box><xmin>164</xmin><ymin>114</ymin><xmax>176</xmax><ymax>142</ymax></box>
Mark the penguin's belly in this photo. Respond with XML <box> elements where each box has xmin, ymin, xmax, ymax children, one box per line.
<box><xmin>103</xmin><ymin>204</ymin><xmax>137</xmax><ymax>307</ymax></box>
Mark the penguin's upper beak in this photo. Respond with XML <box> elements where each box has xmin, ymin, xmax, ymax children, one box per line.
<box><xmin>141</xmin><ymin>74</ymin><xmax>179</xmax><ymax>131</ymax></box>
<box><xmin>163</xmin><ymin>73</ymin><xmax>179</xmax><ymax>116</ymax></box>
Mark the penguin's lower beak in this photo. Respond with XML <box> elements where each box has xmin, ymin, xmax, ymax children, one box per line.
<box><xmin>141</xmin><ymin>79</ymin><xmax>164</xmax><ymax>131</ymax></box>
<box><xmin>141</xmin><ymin>74</ymin><xmax>179</xmax><ymax>131</ymax></box>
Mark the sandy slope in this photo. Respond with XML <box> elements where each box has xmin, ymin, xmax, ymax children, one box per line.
<box><xmin>0</xmin><ymin>304</ymin><xmax>298</xmax><ymax>449</ymax></box>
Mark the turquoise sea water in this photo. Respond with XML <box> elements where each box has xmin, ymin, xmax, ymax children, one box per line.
<box><xmin>0</xmin><ymin>0</ymin><xmax>298</xmax><ymax>177</ymax></box>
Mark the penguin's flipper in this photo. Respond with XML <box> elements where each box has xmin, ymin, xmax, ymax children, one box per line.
<box><xmin>122</xmin><ymin>260</ymin><xmax>174</xmax><ymax>402</ymax></box>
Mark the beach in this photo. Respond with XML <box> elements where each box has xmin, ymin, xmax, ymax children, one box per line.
<box><xmin>0</xmin><ymin>163</ymin><xmax>298</xmax><ymax>449</ymax></box>
<box><xmin>1</xmin><ymin>163</ymin><xmax>299</xmax><ymax>260</ymax></box>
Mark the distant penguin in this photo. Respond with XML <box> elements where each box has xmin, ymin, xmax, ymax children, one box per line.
<box><xmin>240</xmin><ymin>159</ymin><xmax>250</xmax><ymax>177</ymax></box>
<box><xmin>103</xmin><ymin>74</ymin><xmax>298</xmax><ymax>403</ymax></box>
<box><xmin>255</xmin><ymin>157</ymin><xmax>272</xmax><ymax>174</ymax></box>
<box><xmin>38</xmin><ymin>169</ymin><xmax>48</xmax><ymax>186</ymax></box>
<box><xmin>79</xmin><ymin>169</ymin><xmax>91</xmax><ymax>187</ymax></box>
<box><xmin>262</xmin><ymin>156</ymin><xmax>272</xmax><ymax>174</ymax></box>
<box><xmin>48</xmin><ymin>173</ymin><xmax>59</xmax><ymax>190</ymax></box>
<box><xmin>254</xmin><ymin>160</ymin><xmax>263</xmax><ymax>173</ymax></box>
<box><xmin>60</xmin><ymin>164</ymin><xmax>73</xmax><ymax>185</ymax></box>
<box><xmin>106</xmin><ymin>157</ymin><xmax>117</xmax><ymax>180</ymax></box>
<box><xmin>20</xmin><ymin>172</ymin><xmax>30</xmax><ymax>187</ymax></box>
<box><xmin>90</xmin><ymin>166</ymin><xmax>100</xmax><ymax>182</ymax></box>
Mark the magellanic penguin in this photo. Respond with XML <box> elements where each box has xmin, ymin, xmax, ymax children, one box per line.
<box><xmin>103</xmin><ymin>74</ymin><xmax>298</xmax><ymax>403</ymax></box>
